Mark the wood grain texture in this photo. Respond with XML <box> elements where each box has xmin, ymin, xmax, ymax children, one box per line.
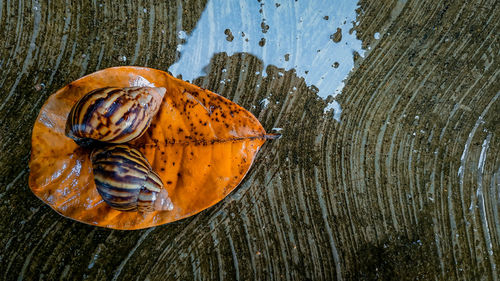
<box><xmin>0</xmin><ymin>0</ymin><xmax>498</xmax><ymax>280</ymax></box>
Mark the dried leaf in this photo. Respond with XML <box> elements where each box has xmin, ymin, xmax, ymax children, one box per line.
<box><xmin>29</xmin><ymin>66</ymin><xmax>271</xmax><ymax>230</ymax></box>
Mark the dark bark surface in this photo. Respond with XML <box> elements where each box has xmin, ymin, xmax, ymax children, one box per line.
<box><xmin>0</xmin><ymin>0</ymin><xmax>498</xmax><ymax>280</ymax></box>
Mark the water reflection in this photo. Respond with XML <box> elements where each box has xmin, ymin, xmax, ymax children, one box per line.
<box><xmin>169</xmin><ymin>0</ymin><xmax>365</xmax><ymax>121</ymax></box>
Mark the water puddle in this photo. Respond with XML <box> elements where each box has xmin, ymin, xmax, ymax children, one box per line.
<box><xmin>169</xmin><ymin>0</ymin><xmax>365</xmax><ymax>121</ymax></box>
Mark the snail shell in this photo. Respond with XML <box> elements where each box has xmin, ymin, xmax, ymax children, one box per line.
<box><xmin>91</xmin><ymin>144</ymin><xmax>173</xmax><ymax>212</ymax></box>
<box><xmin>66</xmin><ymin>87</ymin><xmax>166</xmax><ymax>146</ymax></box>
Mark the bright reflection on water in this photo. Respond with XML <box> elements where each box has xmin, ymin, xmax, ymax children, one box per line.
<box><xmin>169</xmin><ymin>0</ymin><xmax>365</xmax><ymax>121</ymax></box>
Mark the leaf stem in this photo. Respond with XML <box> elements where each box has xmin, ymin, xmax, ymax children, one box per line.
<box><xmin>264</xmin><ymin>134</ymin><xmax>281</xmax><ymax>140</ymax></box>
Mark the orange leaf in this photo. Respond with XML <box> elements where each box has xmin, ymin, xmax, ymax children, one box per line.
<box><xmin>29</xmin><ymin>66</ymin><xmax>271</xmax><ymax>230</ymax></box>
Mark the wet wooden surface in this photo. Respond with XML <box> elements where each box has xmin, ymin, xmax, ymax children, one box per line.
<box><xmin>0</xmin><ymin>0</ymin><xmax>499</xmax><ymax>280</ymax></box>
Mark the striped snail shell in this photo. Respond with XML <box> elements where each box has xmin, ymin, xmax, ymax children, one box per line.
<box><xmin>91</xmin><ymin>144</ymin><xmax>173</xmax><ymax>212</ymax></box>
<box><xmin>65</xmin><ymin>87</ymin><xmax>166</xmax><ymax>146</ymax></box>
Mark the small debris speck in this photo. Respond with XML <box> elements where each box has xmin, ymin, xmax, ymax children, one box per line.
<box><xmin>352</xmin><ymin>51</ymin><xmax>361</xmax><ymax>62</ymax></box>
<box><xmin>34</xmin><ymin>83</ymin><xmax>45</xmax><ymax>91</ymax></box>
<box><xmin>261</xmin><ymin>21</ymin><xmax>270</xmax><ymax>33</ymax></box>
<box><xmin>258</xmin><ymin>38</ymin><xmax>266</xmax><ymax>47</ymax></box>
<box><xmin>330</xmin><ymin>28</ymin><xmax>342</xmax><ymax>43</ymax></box>
<box><xmin>224</xmin><ymin>29</ymin><xmax>234</xmax><ymax>42</ymax></box>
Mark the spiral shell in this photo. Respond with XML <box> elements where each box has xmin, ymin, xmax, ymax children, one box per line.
<box><xmin>91</xmin><ymin>144</ymin><xmax>173</xmax><ymax>212</ymax></box>
<box><xmin>65</xmin><ymin>86</ymin><xmax>165</xmax><ymax>146</ymax></box>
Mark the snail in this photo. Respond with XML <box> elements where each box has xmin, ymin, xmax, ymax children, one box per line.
<box><xmin>91</xmin><ymin>144</ymin><xmax>173</xmax><ymax>212</ymax></box>
<box><xmin>65</xmin><ymin>86</ymin><xmax>166</xmax><ymax>146</ymax></box>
